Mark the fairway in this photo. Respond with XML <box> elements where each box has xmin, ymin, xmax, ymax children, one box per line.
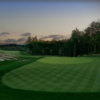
<box><xmin>2</xmin><ymin>57</ymin><xmax>100</xmax><ymax>92</ymax></box>
<box><xmin>0</xmin><ymin>50</ymin><xmax>20</xmax><ymax>56</ymax></box>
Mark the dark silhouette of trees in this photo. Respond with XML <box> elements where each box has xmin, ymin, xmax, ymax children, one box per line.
<box><xmin>26</xmin><ymin>21</ymin><xmax>100</xmax><ymax>57</ymax></box>
<box><xmin>0</xmin><ymin>44</ymin><xmax>25</xmax><ymax>51</ymax></box>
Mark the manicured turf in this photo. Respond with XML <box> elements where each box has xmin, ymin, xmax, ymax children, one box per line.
<box><xmin>0</xmin><ymin>50</ymin><xmax>20</xmax><ymax>56</ymax></box>
<box><xmin>0</xmin><ymin>52</ymin><xmax>100</xmax><ymax>100</ymax></box>
<box><xmin>2</xmin><ymin>57</ymin><xmax>100</xmax><ymax>93</ymax></box>
<box><xmin>38</xmin><ymin>57</ymin><xmax>93</xmax><ymax>64</ymax></box>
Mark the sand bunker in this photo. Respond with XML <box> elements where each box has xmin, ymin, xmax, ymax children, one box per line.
<box><xmin>0</xmin><ymin>54</ymin><xmax>17</xmax><ymax>61</ymax></box>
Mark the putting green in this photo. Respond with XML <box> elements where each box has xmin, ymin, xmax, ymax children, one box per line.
<box><xmin>38</xmin><ymin>57</ymin><xmax>93</xmax><ymax>64</ymax></box>
<box><xmin>2</xmin><ymin>57</ymin><xmax>100</xmax><ymax>93</ymax></box>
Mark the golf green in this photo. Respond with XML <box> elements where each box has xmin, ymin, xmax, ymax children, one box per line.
<box><xmin>2</xmin><ymin>57</ymin><xmax>100</xmax><ymax>92</ymax></box>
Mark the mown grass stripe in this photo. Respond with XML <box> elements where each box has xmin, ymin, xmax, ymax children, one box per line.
<box><xmin>91</xmin><ymin>60</ymin><xmax>100</xmax><ymax>92</ymax></box>
<box><xmin>65</xmin><ymin>65</ymin><xmax>90</xmax><ymax>92</ymax></box>
<box><xmin>74</xmin><ymin>63</ymin><xmax>97</xmax><ymax>92</ymax></box>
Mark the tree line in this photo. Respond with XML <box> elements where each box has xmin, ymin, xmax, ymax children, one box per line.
<box><xmin>0</xmin><ymin>44</ymin><xmax>25</xmax><ymax>51</ymax></box>
<box><xmin>26</xmin><ymin>21</ymin><xmax>100</xmax><ymax>57</ymax></box>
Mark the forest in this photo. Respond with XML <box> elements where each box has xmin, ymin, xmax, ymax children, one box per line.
<box><xmin>26</xmin><ymin>21</ymin><xmax>100</xmax><ymax>57</ymax></box>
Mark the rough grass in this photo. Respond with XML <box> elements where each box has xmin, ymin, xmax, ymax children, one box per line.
<box><xmin>2</xmin><ymin>57</ymin><xmax>100</xmax><ymax>92</ymax></box>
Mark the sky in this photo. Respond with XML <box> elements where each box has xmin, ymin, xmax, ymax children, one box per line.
<box><xmin>0</xmin><ymin>1</ymin><xmax>100</xmax><ymax>42</ymax></box>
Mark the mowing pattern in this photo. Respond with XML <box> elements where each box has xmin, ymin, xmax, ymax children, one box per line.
<box><xmin>2</xmin><ymin>57</ymin><xmax>100</xmax><ymax>92</ymax></box>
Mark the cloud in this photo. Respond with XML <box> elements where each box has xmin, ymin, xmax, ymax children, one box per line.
<box><xmin>17</xmin><ymin>38</ymin><xmax>26</xmax><ymax>44</ymax></box>
<box><xmin>17</xmin><ymin>38</ymin><xmax>25</xmax><ymax>42</ymax></box>
<box><xmin>5</xmin><ymin>39</ymin><xmax>16</xmax><ymax>43</ymax></box>
<box><xmin>21</xmin><ymin>33</ymin><xmax>31</xmax><ymax>37</ymax></box>
<box><xmin>3</xmin><ymin>38</ymin><xmax>26</xmax><ymax>44</ymax></box>
<box><xmin>40</xmin><ymin>35</ymin><xmax>65</xmax><ymax>40</ymax></box>
<box><xmin>0</xmin><ymin>32</ymin><xmax>11</xmax><ymax>36</ymax></box>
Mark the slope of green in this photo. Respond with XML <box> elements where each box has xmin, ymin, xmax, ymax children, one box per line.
<box><xmin>2</xmin><ymin>57</ymin><xmax>100</xmax><ymax>93</ymax></box>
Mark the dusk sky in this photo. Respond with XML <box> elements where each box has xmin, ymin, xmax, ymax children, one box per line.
<box><xmin>0</xmin><ymin>1</ymin><xmax>100</xmax><ymax>41</ymax></box>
